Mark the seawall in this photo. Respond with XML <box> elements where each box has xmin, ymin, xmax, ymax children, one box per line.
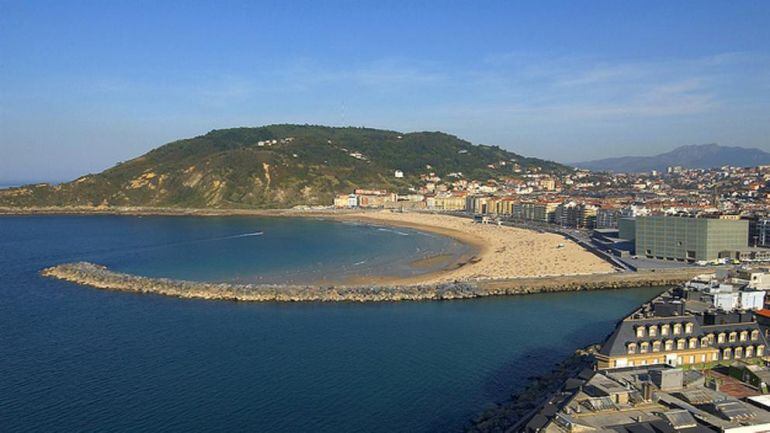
<box><xmin>42</xmin><ymin>262</ymin><xmax>706</xmax><ymax>303</ymax></box>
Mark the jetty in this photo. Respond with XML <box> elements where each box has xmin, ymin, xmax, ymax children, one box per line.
<box><xmin>42</xmin><ymin>262</ymin><xmax>704</xmax><ymax>303</ymax></box>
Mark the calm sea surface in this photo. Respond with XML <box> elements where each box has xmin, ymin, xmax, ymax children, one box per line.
<box><xmin>0</xmin><ymin>215</ymin><xmax>659</xmax><ymax>432</ymax></box>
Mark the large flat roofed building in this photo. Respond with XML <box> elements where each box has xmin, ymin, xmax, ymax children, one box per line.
<box><xmin>634</xmin><ymin>216</ymin><xmax>748</xmax><ymax>262</ymax></box>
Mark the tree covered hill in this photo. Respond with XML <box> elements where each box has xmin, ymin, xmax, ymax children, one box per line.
<box><xmin>0</xmin><ymin>124</ymin><xmax>568</xmax><ymax>209</ymax></box>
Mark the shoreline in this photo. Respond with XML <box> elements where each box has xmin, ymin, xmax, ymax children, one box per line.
<box><xmin>12</xmin><ymin>205</ymin><xmax>709</xmax><ymax>300</ymax></box>
<box><xmin>5</xmin><ymin>205</ymin><xmax>617</xmax><ymax>286</ymax></box>
<box><xmin>327</xmin><ymin>212</ymin><xmax>488</xmax><ymax>286</ymax></box>
<box><xmin>1</xmin><ymin>206</ymin><xmax>487</xmax><ymax>286</ymax></box>
<box><xmin>0</xmin><ymin>205</ymin><xmax>343</xmax><ymax>217</ymax></box>
<box><xmin>330</xmin><ymin>210</ymin><xmax>617</xmax><ymax>285</ymax></box>
<box><xmin>466</xmin><ymin>345</ymin><xmax>601</xmax><ymax>433</ymax></box>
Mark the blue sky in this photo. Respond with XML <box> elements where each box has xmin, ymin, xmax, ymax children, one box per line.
<box><xmin>1</xmin><ymin>1</ymin><xmax>770</xmax><ymax>183</ymax></box>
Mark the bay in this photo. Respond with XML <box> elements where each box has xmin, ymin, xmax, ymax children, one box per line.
<box><xmin>0</xmin><ymin>216</ymin><xmax>658</xmax><ymax>432</ymax></box>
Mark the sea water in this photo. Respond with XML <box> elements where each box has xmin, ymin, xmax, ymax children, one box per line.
<box><xmin>0</xmin><ymin>215</ymin><xmax>658</xmax><ymax>432</ymax></box>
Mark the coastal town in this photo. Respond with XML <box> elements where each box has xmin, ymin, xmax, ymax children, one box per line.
<box><xmin>333</xmin><ymin>163</ymin><xmax>770</xmax><ymax>270</ymax></box>
<box><xmin>6</xmin><ymin>2</ymin><xmax>770</xmax><ymax>433</ymax></box>
<box><xmin>333</xmin><ymin>164</ymin><xmax>770</xmax><ymax>227</ymax></box>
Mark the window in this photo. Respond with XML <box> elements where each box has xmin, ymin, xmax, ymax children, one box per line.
<box><xmin>707</xmin><ymin>333</ymin><xmax>715</xmax><ymax>344</ymax></box>
<box><xmin>747</xmin><ymin>346</ymin><xmax>755</xmax><ymax>358</ymax></box>
<box><xmin>665</xmin><ymin>340</ymin><xmax>674</xmax><ymax>351</ymax></box>
<box><xmin>685</xmin><ymin>323</ymin><xmax>694</xmax><ymax>334</ymax></box>
<box><xmin>673</xmin><ymin>324</ymin><xmax>682</xmax><ymax>335</ymax></box>
<box><xmin>648</xmin><ymin>325</ymin><xmax>658</xmax><ymax>337</ymax></box>
<box><xmin>652</xmin><ymin>341</ymin><xmax>661</xmax><ymax>352</ymax></box>
<box><xmin>700</xmin><ymin>337</ymin><xmax>709</xmax><ymax>347</ymax></box>
<box><xmin>735</xmin><ymin>347</ymin><xmax>743</xmax><ymax>359</ymax></box>
<box><xmin>640</xmin><ymin>342</ymin><xmax>650</xmax><ymax>353</ymax></box>
<box><xmin>752</xmin><ymin>330</ymin><xmax>760</xmax><ymax>341</ymax></box>
<box><xmin>740</xmin><ymin>331</ymin><xmax>748</xmax><ymax>342</ymax></box>
<box><xmin>758</xmin><ymin>345</ymin><xmax>766</xmax><ymax>357</ymax></box>
<box><xmin>677</xmin><ymin>339</ymin><xmax>686</xmax><ymax>350</ymax></box>
<box><xmin>628</xmin><ymin>343</ymin><xmax>637</xmax><ymax>355</ymax></box>
<box><xmin>636</xmin><ymin>326</ymin><xmax>645</xmax><ymax>338</ymax></box>
<box><xmin>723</xmin><ymin>348</ymin><xmax>732</xmax><ymax>359</ymax></box>
<box><xmin>718</xmin><ymin>333</ymin><xmax>726</xmax><ymax>343</ymax></box>
<box><xmin>689</xmin><ymin>338</ymin><xmax>698</xmax><ymax>349</ymax></box>
<box><xmin>729</xmin><ymin>332</ymin><xmax>737</xmax><ymax>343</ymax></box>
<box><xmin>661</xmin><ymin>324</ymin><xmax>670</xmax><ymax>336</ymax></box>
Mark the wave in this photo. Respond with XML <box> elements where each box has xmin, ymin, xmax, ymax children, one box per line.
<box><xmin>376</xmin><ymin>227</ymin><xmax>410</xmax><ymax>236</ymax></box>
<box><xmin>218</xmin><ymin>231</ymin><xmax>264</xmax><ymax>240</ymax></box>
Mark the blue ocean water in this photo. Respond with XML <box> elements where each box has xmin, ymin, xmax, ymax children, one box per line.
<box><xmin>0</xmin><ymin>216</ymin><xmax>659</xmax><ymax>433</ymax></box>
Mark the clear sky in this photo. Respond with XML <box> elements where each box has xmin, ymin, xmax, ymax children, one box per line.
<box><xmin>1</xmin><ymin>1</ymin><xmax>769</xmax><ymax>183</ymax></box>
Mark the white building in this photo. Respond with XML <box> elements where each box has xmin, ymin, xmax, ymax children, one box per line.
<box><xmin>713</xmin><ymin>292</ymin><xmax>739</xmax><ymax>310</ymax></box>
<box><xmin>741</xmin><ymin>291</ymin><xmax>766</xmax><ymax>310</ymax></box>
<box><xmin>347</xmin><ymin>194</ymin><xmax>358</xmax><ymax>208</ymax></box>
<box><xmin>394</xmin><ymin>170</ymin><xmax>404</xmax><ymax>178</ymax></box>
<box><xmin>738</xmin><ymin>268</ymin><xmax>770</xmax><ymax>289</ymax></box>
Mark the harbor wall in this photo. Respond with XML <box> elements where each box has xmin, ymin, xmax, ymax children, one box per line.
<box><xmin>42</xmin><ymin>262</ymin><xmax>705</xmax><ymax>303</ymax></box>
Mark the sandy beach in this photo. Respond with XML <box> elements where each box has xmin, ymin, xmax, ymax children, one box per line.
<box><xmin>5</xmin><ymin>205</ymin><xmax>618</xmax><ymax>288</ymax></box>
<box><xmin>29</xmin><ymin>207</ymin><xmax>705</xmax><ymax>303</ymax></box>
<box><xmin>334</xmin><ymin>211</ymin><xmax>616</xmax><ymax>284</ymax></box>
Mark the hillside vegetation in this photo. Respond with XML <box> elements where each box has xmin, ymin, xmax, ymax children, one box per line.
<box><xmin>0</xmin><ymin>124</ymin><xmax>567</xmax><ymax>209</ymax></box>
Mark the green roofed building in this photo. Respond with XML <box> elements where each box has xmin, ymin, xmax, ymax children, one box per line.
<box><xmin>634</xmin><ymin>216</ymin><xmax>748</xmax><ymax>262</ymax></box>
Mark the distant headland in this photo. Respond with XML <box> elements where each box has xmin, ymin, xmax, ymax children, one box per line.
<box><xmin>0</xmin><ymin>124</ymin><xmax>567</xmax><ymax>210</ymax></box>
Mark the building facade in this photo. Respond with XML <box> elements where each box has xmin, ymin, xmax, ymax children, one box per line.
<box><xmin>757</xmin><ymin>218</ymin><xmax>770</xmax><ymax>247</ymax></box>
<box><xmin>595</xmin><ymin>208</ymin><xmax>621</xmax><ymax>229</ymax></box>
<box><xmin>554</xmin><ymin>202</ymin><xmax>597</xmax><ymax>229</ymax></box>
<box><xmin>511</xmin><ymin>202</ymin><xmax>558</xmax><ymax>223</ymax></box>
<box><xmin>596</xmin><ymin>311</ymin><xmax>767</xmax><ymax>370</ymax></box>
<box><xmin>635</xmin><ymin>216</ymin><xmax>748</xmax><ymax>262</ymax></box>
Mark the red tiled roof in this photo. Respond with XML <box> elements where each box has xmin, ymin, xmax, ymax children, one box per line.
<box><xmin>755</xmin><ymin>309</ymin><xmax>770</xmax><ymax>319</ymax></box>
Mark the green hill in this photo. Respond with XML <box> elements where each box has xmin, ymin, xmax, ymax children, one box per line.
<box><xmin>0</xmin><ymin>124</ymin><xmax>568</xmax><ymax>209</ymax></box>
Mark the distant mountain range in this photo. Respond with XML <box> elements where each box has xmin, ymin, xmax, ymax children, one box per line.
<box><xmin>0</xmin><ymin>124</ymin><xmax>568</xmax><ymax>209</ymax></box>
<box><xmin>572</xmin><ymin>144</ymin><xmax>770</xmax><ymax>173</ymax></box>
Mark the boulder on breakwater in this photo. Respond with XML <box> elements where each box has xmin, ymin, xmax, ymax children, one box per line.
<box><xmin>41</xmin><ymin>262</ymin><xmax>483</xmax><ymax>302</ymax></box>
<box><xmin>465</xmin><ymin>345</ymin><xmax>600</xmax><ymax>433</ymax></box>
<box><xmin>41</xmin><ymin>262</ymin><xmax>699</xmax><ymax>303</ymax></box>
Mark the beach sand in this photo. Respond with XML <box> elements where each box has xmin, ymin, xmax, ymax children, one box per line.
<box><xmin>4</xmin><ymin>205</ymin><xmax>618</xmax><ymax>287</ymax></box>
<box><xmin>334</xmin><ymin>211</ymin><xmax>616</xmax><ymax>285</ymax></box>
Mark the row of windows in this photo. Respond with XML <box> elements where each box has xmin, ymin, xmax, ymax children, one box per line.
<box><xmin>627</xmin><ymin>330</ymin><xmax>761</xmax><ymax>354</ymax></box>
<box><xmin>635</xmin><ymin>323</ymin><xmax>695</xmax><ymax>338</ymax></box>
<box><xmin>716</xmin><ymin>330</ymin><xmax>760</xmax><ymax>344</ymax></box>
<box><xmin>613</xmin><ymin>345</ymin><xmax>766</xmax><ymax>368</ymax></box>
<box><xmin>722</xmin><ymin>345</ymin><xmax>764</xmax><ymax>360</ymax></box>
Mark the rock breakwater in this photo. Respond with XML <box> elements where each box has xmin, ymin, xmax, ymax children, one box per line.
<box><xmin>465</xmin><ymin>345</ymin><xmax>600</xmax><ymax>433</ymax></box>
<box><xmin>41</xmin><ymin>262</ymin><xmax>483</xmax><ymax>302</ymax></box>
<box><xmin>42</xmin><ymin>262</ymin><xmax>702</xmax><ymax>303</ymax></box>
